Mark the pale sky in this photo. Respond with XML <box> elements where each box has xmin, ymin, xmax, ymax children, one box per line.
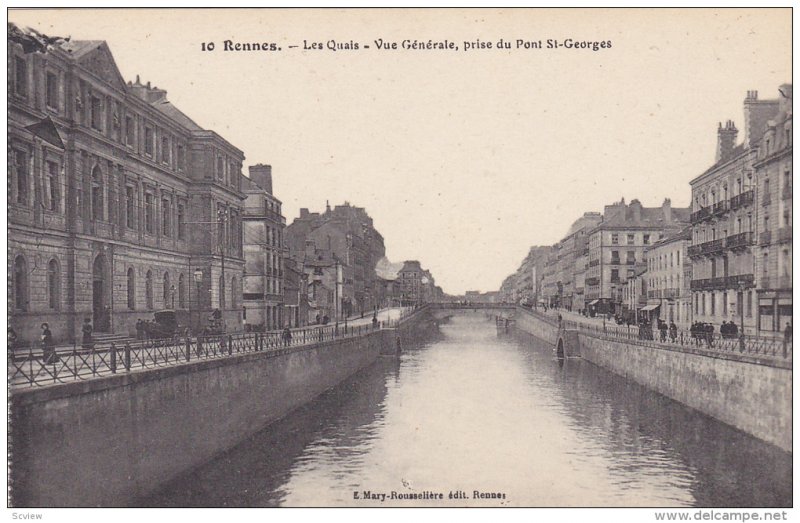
<box><xmin>9</xmin><ymin>8</ymin><xmax>791</xmax><ymax>294</ymax></box>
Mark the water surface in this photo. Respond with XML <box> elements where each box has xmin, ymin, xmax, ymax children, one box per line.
<box><xmin>145</xmin><ymin>315</ymin><xmax>791</xmax><ymax>507</ymax></box>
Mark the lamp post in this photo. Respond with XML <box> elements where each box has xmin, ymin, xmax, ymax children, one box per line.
<box><xmin>194</xmin><ymin>269</ymin><xmax>203</xmax><ymax>333</ymax></box>
<box><xmin>738</xmin><ymin>280</ymin><xmax>746</xmax><ymax>351</ymax></box>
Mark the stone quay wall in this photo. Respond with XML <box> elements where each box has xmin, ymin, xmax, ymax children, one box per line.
<box><xmin>10</xmin><ymin>310</ymin><xmax>432</xmax><ymax>507</ymax></box>
<box><xmin>513</xmin><ymin>307</ymin><xmax>792</xmax><ymax>453</ymax></box>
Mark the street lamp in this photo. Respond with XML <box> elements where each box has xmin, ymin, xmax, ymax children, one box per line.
<box><xmin>738</xmin><ymin>280</ymin><xmax>746</xmax><ymax>351</ymax></box>
<box><xmin>194</xmin><ymin>269</ymin><xmax>204</xmax><ymax>332</ymax></box>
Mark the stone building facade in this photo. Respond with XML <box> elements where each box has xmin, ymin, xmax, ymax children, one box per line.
<box><xmin>286</xmin><ymin>202</ymin><xmax>386</xmax><ymax>315</ymax></box>
<box><xmin>645</xmin><ymin>227</ymin><xmax>692</xmax><ymax>327</ymax></box>
<box><xmin>8</xmin><ymin>26</ymin><xmax>246</xmax><ymax>344</ymax></box>
<box><xmin>689</xmin><ymin>89</ymin><xmax>783</xmax><ymax>334</ymax></box>
<box><xmin>753</xmin><ymin>85</ymin><xmax>792</xmax><ymax>335</ymax></box>
<box><xmin>586</xmin><ymin>198</ymin><xmax>690</xmax><ymax>315</ymax></box>
<box><xmin>242</xmin><ymin>165</ymin><xmax>287</xmax><ymax>331</ymax></box>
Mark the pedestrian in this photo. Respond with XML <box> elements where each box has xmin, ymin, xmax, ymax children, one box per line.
<box><xmin>372</xmin><ymin>314</ymin><xmax>379</xmax><ymax>330</ymax></box>
<box><xmin>8</xmin><ymin>327</ymin><xmax>18</xmax><ymax>351</ymax></box>
<box><xmin>135</xmin><ymin>319</ymin><xmax>143</xmax><ymax>340</ymax></box>
<box><xmin>81</xmin><ymin>317</ymin><xmax>94</xmax><ymax>349</ymax></box>
<box><xmin>705</xmin><ymin>323</ymin><xmax>714</xmax><ymax>347</ymax></box>
<box><xmin>784</xmin><ymin>322</ymin><xmax>792</xmax><ymax>343</ymax></box>
<box><xmin>41</xmin><ymin>323</ymin><xmax>58</xmax><ymax>364</ymax></box>
<box><xmin>669</xmin><ymin>321</ymin><xmax>678</xmax><ymax>342</ymax></box>
<box><xmin>282</xmin><ymin>326</ymin><xmax>292</xmax><ymax>347</ymax></box>
<box><xmin>659</xmin><ymin>320</ymin><xmax>668</xmax><ymax>342</ymax></box>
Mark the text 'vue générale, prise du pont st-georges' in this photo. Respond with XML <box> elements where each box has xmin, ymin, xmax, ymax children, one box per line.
<box><xmin>201</xmin><ymin>38</ymin><xmax>613</xmax><ymax>53</ymax></box>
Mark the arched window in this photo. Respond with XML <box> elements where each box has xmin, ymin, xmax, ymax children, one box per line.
<box><xmin>178</xmin><ymin>274</ymin><xmax>186</xmax><ymax>308</ymax></box>
<box><xmin>47</xmin><ymin>259</ymin><xmax>60</xmax><ymax>310</ymax></box>
<box><xmin>230</xmin><ymin>276</ymin><xmax>238</xmax><ymax>309</ymax></box>
<box><xmin>219</xmin><ymin>275</ymin><xmax>226</xmax><ymax>309</ymax></box>
<box><xmin>127</xmin><ymin>268</ymin><xmax>136</xmax><ymax>310</ymax></box>
<box><xmin>13</xmin><ymin>255</ymin><xmax>28</xmax><ymax>311</ymax></box>
<box><xmin>146</xmin><ymin>270</ymin><xmax>153</xmax><ymax>309</ymax></box>
<box><xmin>91</xmin><ymin>165</ymin><xmax>104</xmax><ymax>221</ymax></box>
<box><xmin>163</xmin><ymin>272</ymin><xmax>171</xmax><ymax>308</ymax></box>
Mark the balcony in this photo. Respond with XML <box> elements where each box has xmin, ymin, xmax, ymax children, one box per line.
<box><xmin>585</xmin><ymin>277</ymin><xmax>599</xmax><ymax>286</ymax></box>
<box><xmin>726</xmin><ymin>231</ymin><xmax>753</xmax><ymax>250</ymax></box>
<box><xmin>778</xmin><ymin>226</ymin><xmax>792</xmax><ymax>243</ymax></box>
<box><xmin>712</xmin><ymin>200</ymin><xmax>729</xmax><ymax>217</ymax></box>
<box><xmin>760</xmin><ymin>230</ymin><xmax>772</xmax><ymax>246</ymax></box>
<box><xmin>588</xmin><ymin>259</ymin><xmax>599</xmax><ymax>267</ymax></box>
<box><xmin>688</xmin><ymin>244</ymin><xmax>703</xmax><ymax>257</ymax></box>
<box><xmin>690</xmin><ymin>274</ymin><xmax>754</xmax><ymax>291</ymax></box>
<box><xmin>729</xmin><ymin>189</ymin><xmax>754</xmax><ymax>211</ymax></box>
<box><xmin>728</xmin><ymin>273</ymin><xmax>755</xmax><ymax>288</ymax></box>
<box><xmin>625</xmin><ymin>259</ymin><xmax>636</xmax><ymax>265</ymax></box>
<box><xmin>610</xmin><ymin>258</ymin><xmax>621</xmax><ymax>266</ymax></box>
<box><xmin>700</xmin><ymin>238</ymin><xmax>725</xmax><ymax>255</ymax></box>
<box><xmin>762</xmin><ymin>192</ymin><xmax>772</xmax><ymax>206</ymax></box>
<box><xmin>691</xmin><ymin>206</ymin><xmax>712</xmax><ymax>224</ymax></box>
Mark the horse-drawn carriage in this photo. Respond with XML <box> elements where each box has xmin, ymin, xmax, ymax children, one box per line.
<box><xmin>147</xmin><ymin>310</ymin><xmax>190</xmax><ymax>339</ymax></box>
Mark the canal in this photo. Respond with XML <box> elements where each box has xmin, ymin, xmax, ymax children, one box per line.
<box><xmin>144</xmin><ymin>315</ymin><xmax>792</xmax><ymax>507</ymax></box>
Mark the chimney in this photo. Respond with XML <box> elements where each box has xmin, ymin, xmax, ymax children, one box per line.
<box><xmin>662</xmin><ymin>198</ymin><xmax>672</xmax><ymax>222</ymax></box>
<box><xmin>716</xmin><ymin>120</ymin><xmax>738</xmax><ymax>163</ymax></box>
<box><xmin>248</xmin><ymin>164</ymin><xmax>273</xmax><ymax>194</ymax></box>
<box><xmin>326</xmin><ymin>200</ymin><xmax>331</xmax><ymax>213</ymax></box>
<box><xmin>299</xmin><ymin>208</ymin><xmax>309</xmax><ymax>219</ymax></box>
<box><xmin>629</xmin><ymin>199</ymin><xmax>642</xmax><ymax>222</ymax></box>
<box><xmin>743</xmin><ymin>89</ymin><xmax>780</xmax><ymax>146</ymax></box>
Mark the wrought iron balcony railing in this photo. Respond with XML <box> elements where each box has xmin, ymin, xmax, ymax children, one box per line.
<box><xmin>729</xmin><ymin>190</ymin><xmax>754</xmax><ymax>211</ymax></box>
<box><xmin>726</xmin><ymin>231</ymin><xmax>753</xmax><ymax>250</ymax></box>
<box><xmin>691</xmin><ymin>206</ymin><xmax>712</xmax><ymax>224</ymax></box>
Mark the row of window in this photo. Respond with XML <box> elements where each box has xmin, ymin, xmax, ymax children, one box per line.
<box><xmin>648</xmin><ymin>275</ymin><xmax>683</xmax><ymax>291</ymax></box>
<box><xmin>648</xmin><ymin>250</ymin><xmax>682</xmax><ymax>272</ymax></box>
<box><xmin>12</xmin><ymin>255</ymin><xmax>60</xmax><ymax>312</ymax></box>
<box><xmin>12</xmin><ymin>52</ymin><xmax>242</xmax><ymax>188</ymax></box>
<box><xmin>10</xmin><ymin>254</ymin><xmax>240</xmax><ymax>313</ymax></box>
<box><xmin>610</xmin><ymin>232</ymin><xmax>653</xmax><ymax>246</ymax></box>
<box><xmin>694</xmin><ymin>290</ymin><xmax>753</xmax><ymax>319</ymax></box>
<box><xmin>125</xmin><ymin>269</ymin><xmax>239</xmax><ymax>310</ymax></box>
<box><xmin>10</xmin><ymin>146</ymin><xmax>193</xmax><ymax>242</ymax></box>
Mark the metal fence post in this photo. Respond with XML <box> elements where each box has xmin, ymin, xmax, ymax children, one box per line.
<box><xmin>228</xmin><ymin>335</ymin><xmax>233</xmax><ymax>355</ymax></box>
<box><xmin>110</xmin><ymin>343</ymin><xmax>117</xmax><ymax>374</ymax></box>
<box><xmin>124</xmin><ymin>343</ymin><xmax>131</xmax><ymax>372</ymax></box>
<box><xmin>186</xmin><ymin>337</ymin><xmax>191</xmax><ymax>362</ymax></box>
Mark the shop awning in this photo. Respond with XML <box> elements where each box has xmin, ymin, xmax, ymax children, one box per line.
<box><xmin>640</xmin><ymin>304</ymin><xmax>660</xmax><ymax>312</ymax></box>
<box><xmin>588</xmin><ymin>300</ymin><xmax>599</xmax><ymax>306</ymax></box>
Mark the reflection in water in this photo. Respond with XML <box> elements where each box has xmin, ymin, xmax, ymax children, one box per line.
<box><xmin>146</xmin><ymin>316</ymin><xmax>791</xmax><ymax>507</ymax></box>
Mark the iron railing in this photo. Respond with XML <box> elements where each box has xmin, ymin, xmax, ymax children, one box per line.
<box><xmin>9</xmin><ymin>307</ymin><xmax>420</xmax><ymax>389</ymax></box>
<box><xmin>518</xmin><ymin>306</ymin><xmax>791</xmax><ymax>365</ymax></box>
<box><xmin>730</xmin><ymin>190</ymin><xmax>754</xmax><ymax>211</ymax></box>
<box><xmin>691</xmin><ymin>207</ymin><xmax>712</xmax><ymax>224</ymax></box>
<box><xmin>571</xmin><ymin>321</ymin><xmax>792</xmax><ymax>364</ymax></box>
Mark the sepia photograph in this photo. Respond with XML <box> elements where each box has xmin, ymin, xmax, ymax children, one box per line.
<box><xmin>5</xmin><ymin>6</ymin><xmax>794</xmax><ymax>516</ymax></box>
